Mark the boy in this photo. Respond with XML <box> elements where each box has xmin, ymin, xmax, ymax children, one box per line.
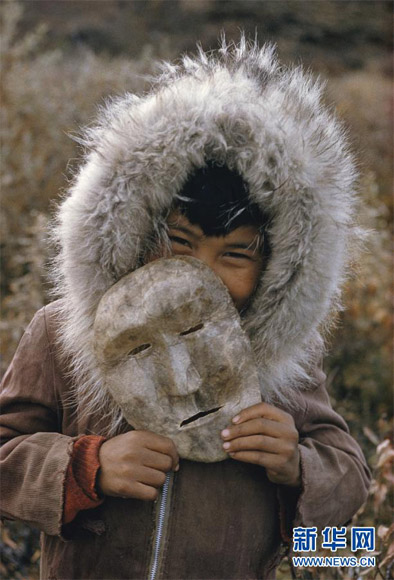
<box><xmin>0</xmin><ymin>40</ymin><xmax>370</xmax><ymax>579</ymax></box>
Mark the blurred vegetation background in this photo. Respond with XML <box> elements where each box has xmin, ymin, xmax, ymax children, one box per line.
<box><xmin>0</xmin><ymin>1</ymin><xmax>392</xmax><ymax>578</ymax></box>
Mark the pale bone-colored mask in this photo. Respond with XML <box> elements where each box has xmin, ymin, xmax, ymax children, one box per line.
<box><xmin>93</xmin><ymin>256</ymin><xmax>262</xmax><ymax>462</ymax></box>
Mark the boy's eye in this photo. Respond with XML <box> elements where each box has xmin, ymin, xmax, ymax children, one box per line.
<box><xmin>169</xmin><ymin>235</ymin><xmax>192</xmax><ymax>248</ymax></box>
<box><xmin>224</xmin><ymin>251</ymin><xmax>253</xmax><ymax>261</ymax></box>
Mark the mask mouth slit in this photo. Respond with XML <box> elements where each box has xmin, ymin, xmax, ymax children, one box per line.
<box><xmin>180</xmin><ymin>406</ymin><xmax>222</xmax><ymax>427</ymax></box>
<box><xmin>128</xmin><ymin>343</ymin><xmax>151</xmax><ymax>356</ymax></box>
<box><xmin>179</xmin><ymin>323</ymin><xmax>204</xmax><ymax>336</ymax></box>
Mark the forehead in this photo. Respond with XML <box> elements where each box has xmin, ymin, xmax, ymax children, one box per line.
<box><xmin>167</xmin><ymin>210</ymin><xmax>261</xmax><ymax>243</ymax></box>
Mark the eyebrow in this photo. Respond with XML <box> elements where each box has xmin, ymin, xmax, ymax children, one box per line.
<box><xmin>169</xmin><ymin>223</ymin><xmax>261</xmax><ymax>250</ymax></box>
<box><xmin>167</xmin><ymin>224</ymin><xmax>202</xmax><ymax>240</ymax></box>
<box><xmin>169</xmin><ymin>224</ymin><xmax>259</xmax><ymax>253</ymax></box>
<box><xmin>225</xmin><ymin>243</ymin><xmax>257</xmax><ymax>251</ymax></box>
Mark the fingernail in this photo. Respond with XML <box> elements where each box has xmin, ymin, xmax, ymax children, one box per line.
<box><xmin>223</xmin><ymin>442</ymin><xmax>230</xmax><ymax>450</ymax></box>
<box><xmin>175</xmin><ymin>464</ymin><xmax>180</xmax><ymax>472</ymax></box>
<box><xmin>221</xmin><ymin>429</ymin><xmax>230</xmax><ymax>438</ymax></box>
<box><xmin>232</xmin><ymin>415</ymin><xmax>240</xmax><ymax>423</ymax></box>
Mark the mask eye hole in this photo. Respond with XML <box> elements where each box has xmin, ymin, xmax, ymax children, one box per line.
<box><xmin>128</xmin><ymin>343</ymin><xmax>151</xmax><ymax>356</ymax></box>
<box><xmin>179</xmin><ymin>323</ymin><xmax>204</xmax><ymax>336</ymax></box>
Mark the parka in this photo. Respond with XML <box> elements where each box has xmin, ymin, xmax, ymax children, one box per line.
<box><xmin>0</xmin><ymin>39</ymin><xmax>370</xmax><ymax>580</ymax></box>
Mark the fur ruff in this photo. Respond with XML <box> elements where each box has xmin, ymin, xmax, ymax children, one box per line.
<box><xmin>50</xmin><ymin>38</ymin><xmax>360</xmax><ymax>435</ymax></box>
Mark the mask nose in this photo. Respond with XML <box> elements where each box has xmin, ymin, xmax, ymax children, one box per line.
<box><xmin>166</xmin><ymin>343</ymin><xmax>202</xmax><ymax>396</ymax></box>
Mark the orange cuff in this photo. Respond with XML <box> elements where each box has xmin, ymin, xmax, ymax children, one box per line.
<box><xmin>63</xmin><ymin>435</ymin><xmax>106</xmax><ymax>525</ymax></box>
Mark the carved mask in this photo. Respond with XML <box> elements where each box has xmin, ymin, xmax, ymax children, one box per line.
<box><xmin>94</xmin><ymin>256</ymin><xmax>261</xmax><ymax>462</ymax></box>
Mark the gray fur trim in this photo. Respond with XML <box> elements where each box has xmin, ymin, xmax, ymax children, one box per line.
<box><xmin>50</xmin><ymin>37</ymin><xmax>360</xmax><ymax>434</ymax></box>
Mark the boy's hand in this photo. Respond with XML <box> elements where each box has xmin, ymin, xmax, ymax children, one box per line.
<box><xmin>98</xmin><ymin>430</ymin><xmax>179</xmax><ymax>500</ymax></box>
<box><xmin>221</xmin><ymin>402</ymin><xmax>301</xmax><ymax>487</ymax></box>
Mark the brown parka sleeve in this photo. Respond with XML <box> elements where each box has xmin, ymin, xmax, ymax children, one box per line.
<box><xmin>0</xmin><ymin>306</ymin><xmax>74</xmax><ymax>536</ymax></box>
<box><xmin>279</xmin><ymin>369</ymin><xmax>371</xmax><ymax>535</ymax></box>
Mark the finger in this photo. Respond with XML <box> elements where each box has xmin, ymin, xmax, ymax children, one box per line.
<box><xmin>140</xmin><ymin>448</ymin><xmax>175</xmax><ymax>472</ymax></box>
<box><xmin>133</xmin><ymin>465</ymin><xmax>167</xmax><ymax>488</ymax></box>
<box><xmin>137</xmin><ymin>431</ymin><xmax>179</xmax><ymax>469</ymax></box>
<box><xmin>223</xmin><ymin>434</ymin><xmax>283</xmax><ymax>455</ymax></box>
<box><xmin>232</xmin><ymin>403</ymin><xmax>294</xmax><ymax>426</ymax></box>
<box><xmin>222</xmin><ymin>418</ymin><xmax>294</xmax><ymax>441</ymax></box>
<box><xmin>128</xmin><ymin>481</ymin><xmax>160</xmax><ymax>502</ymax></box>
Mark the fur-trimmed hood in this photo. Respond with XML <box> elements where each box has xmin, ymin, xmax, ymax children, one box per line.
<box><xmin>52</xmin><ymin>38</ymin><xmax>359</xmax><ymax>434</ymax></box>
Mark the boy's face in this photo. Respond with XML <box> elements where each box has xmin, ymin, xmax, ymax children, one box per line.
<box><xmin>154</xmin><ymin>211</ymin><xmax>263</xmax><ymax>311</ymax></box>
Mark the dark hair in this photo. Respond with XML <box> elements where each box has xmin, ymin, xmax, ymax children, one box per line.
<box><xmin>175</xmin><ymin>162</ymin><xmax>268</xmax><ymax>237</ymax></box>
